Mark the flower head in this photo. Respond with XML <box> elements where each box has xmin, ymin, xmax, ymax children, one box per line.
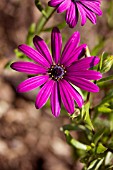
<box><xmin>48</xmin><ymin>0</ymin><xmax>102</xmax><ymax>28</ymax></box>
<box><xmin>11</xmin><ymin>27</ymin><xmax>102</xmax><ymax>117</ymax></box>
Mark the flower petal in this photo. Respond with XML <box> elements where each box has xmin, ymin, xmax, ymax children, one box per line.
<box><xmin>66</xmin><ymin>76</ymin><xmax>99</xmax><ymax>92</ymax></box>
<box><xmin>61</xmin><ymin>79</ymin><xmax>83</xmax><ymax>108</ymax></box>
<box><xmin>17</xmin><ymin>75</ymin><xmax>49</xmax><ymax>93</ymax></box>
<box><xmin>35</xmin><ymin>79</ymin><xmax>55</xmax><ymax>109</ymax></box>
<box><xmin>33</xmin><ymin>35</ymin><xmax>52</xmax><ymax>65</ymax></box>
<box><xmin>50</xmin><ymin>82</ymin><xmax>61</xmax><ymax>117</ymax></box>
<box><xmin>61</xmin><ymin>44</ymin><xmax>87</xmax><ymax>67</ymax></box>
<box><xmin>66</xmin><ymin>70</ymin><xmax>102</xmax><ymax>80</ymax></box>
<box><xmin>57</xmin><ymin>0</ymin><xmax>71</xmax><ymax>13</ymax></box>
<box><xmin>18</xmin><ymin>44</ymin><xmax>50</xmax><ymax>68</ymax></box>
<box><xmin>48</xmin><ymin>0</ymin><xmax>63</xmax><ymax>7</ymax></box>
<box><xmin>11</xmin><ymin>61</ymin><xmax>47</xmax><ymax>74</ymax></box>
<box><xmin>60</xmin><ymin>31</ymin><xmax>80</xmax><ymax>65</ymax></box>
<box><xmin>81</xmin><ymin>1</ymin><xmax>102</xmax><ymax>16</ymax></box>
<box><xmin>67</xmin><ymin>56</ymin><xmax>100</xmax><ymax>71</ymax></box>
<box><xmin>81</xmin><ymin>5</ymin><xmax>96</xmax><ymax>24</ymax></box>
<box><xmin>65</xmin><ymin>2</ymin><xmax>78</xmax><ymax>28</ymax></box>
<box><xmin>76</xmin><ymin>2</ymin><xmax>87</xmax><ymax>26</ymax></box>
<box><xmin>59</xmin><ymin>80</ymin><xmax>74</xmax><ymax>114</ymax></box>
<box><xmin>51</xmin><ymin>27</ymin><xmax>62</xmax><ymax>64</ymax></box>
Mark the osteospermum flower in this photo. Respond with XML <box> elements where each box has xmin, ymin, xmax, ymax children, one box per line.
<box><xmin>48</xmin><ymin>0</ymin><xmax>102</xmax><ymax>28</ymax></box>
<box><xmin>11</xmin><ymin>27</ymin><xmax>102</xmax><ymax>117</ymax></box>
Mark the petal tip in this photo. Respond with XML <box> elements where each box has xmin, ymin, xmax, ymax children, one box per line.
<box><xmin>53</xmin><ymin>113</ymin><xmax>60</xmax><ymax>118</ymax></box>
<box><xmin>35</xmin><ymin>102</ymin><xmax>39</xmax><ymax>109</ymax></box>
<box><xmin>16</xmin><ymin>87</ymin><xmax>21</xmax><ymax>93</ymax></box>
<box><xmin>10</xmin><ymin>63</ymin><xmax>14</xmax><ymax>69</ymax></box>
<box><xmin>18</xmin><ymin>44</ymin><xmax>22</xmax><ymax>50</ymax></box>
<box><xmin>94</xmin><ymin>86</ymin><xmax>100</xmax><ymax>93</ymax></box>
<box><xmin>98</xmin><ymin>73</ymin><xmax>102</xmax><ymax>80</ymax></box>
<box><xmin>52</xmin><ymin>27</ymin><xmax>60</xmax><ymax>33</ymax></box>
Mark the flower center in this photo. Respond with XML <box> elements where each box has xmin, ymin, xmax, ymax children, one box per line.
<box><xmin>48</xmin><ymin>64</ymin><xmax>66</xmax><ymax>81</ymax></box>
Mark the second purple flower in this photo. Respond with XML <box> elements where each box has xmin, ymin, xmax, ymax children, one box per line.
<box><xmin>11</xmin><ymin>27</ymin><xmax>102</xmax><ymax>117</ymax></box>
<box><xmin>48</xmin><ymin>0</ymin><xmax>102</xmax><ymax>28</ymax></box>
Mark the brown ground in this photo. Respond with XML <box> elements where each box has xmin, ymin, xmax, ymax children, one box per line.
<box><xmin>0</xmin><ymin>0</ymin><xmax>113</xmax><ymax>170</ymax></box>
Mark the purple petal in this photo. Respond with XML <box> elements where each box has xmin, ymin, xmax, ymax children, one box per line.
<box><xmin>67</xmin><ymin>56</ymin><xmax>100</xmax><ymax>71</ymax></box>
<box><xmin>57</xmin><ymin>0</ymin><xmax>71</xmax><ymax>13</ymax></box>
<box><xmin>81</xmin><ymin>5</ymin><xmax>96</xmax><ymax>24</ymax></box>
<box><xmin>18</xmin><ymin>44</ymin><xmax>50</xmax><ymax>68</ymax></box>
<box><xmin>17</xmin><ymin>75</ymin><xmax>49</xmax><ymax>93</ymax></box>
<box><xmin>11</xmin><ymin>61</ymin><xmax>47</xmax><ymax>74</ymax></box>
<box><xmin>50</xmin><ymin>82</ymin><xmax>61</xmax><ymax>117</ymax></box>
<box><xmin>66</xmin><ymin>70</ymin><xmax>102</xmax><ymax>80</ymax></box>
<box><xmin>51</xmin><ymin>27</ymin><xmax>62</xmax><ymax>64</ymax></box>
<box><xmin>59</xmin><ymin>80</ymin><xmax>75</xmax><ymax>114</ymax></box>
<box><xmin>33</xmin><ymin>35</ymin><xmax>52</xmax><ymax>65</ymax></box>
<box><xmin>48</xmin><ymin>0</ymin><xmax>63</xmax><ymax>7</ymax></box>
<box><xmin>76</xmin><ymin>3</ymin><xmax>87</xmax><ymax>26</ymax></box>
<box><xmin>35</xmin><ymin>79</ymin><xmax>54</xmax><ymax>109</ymax></box>
<box><xmin>66</xmin><ymin>76</ymin><xmax>99</xmax><ymax>92</ymax></box>
<box><xmin>61</xmin><ymin>79</ymin><xmax>83</xmax><ymax>108</ymax></box>
<box><xmin>60</xmin><ymin>31</ymin><xmax>80</xmax><ymax>65</ymax></box>
<box><xmin>80</xmin><ymin>1</ymin><xmax>102</xmax><ymax>16</ymax></box>
<box><xmin>61</xmin><ymin>44</ymin><xmax>87</xmax><ymax>67</ymax></box>
<box><xmin>65</xmin><ymin>2</ymin><xmax>78</xmax><ymax>28</ymax></box>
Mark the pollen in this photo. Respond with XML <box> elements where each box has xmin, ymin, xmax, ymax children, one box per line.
<box><xmin>48</xmin><ymin>64</ymin><xmax>66</xmax><ymax>81</ymax></box>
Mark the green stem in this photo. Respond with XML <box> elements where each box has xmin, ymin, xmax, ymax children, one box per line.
<box><xmin>35</xmin><ymin>6</ymin><xmax>56</xmax><ymax>34</ymax></box>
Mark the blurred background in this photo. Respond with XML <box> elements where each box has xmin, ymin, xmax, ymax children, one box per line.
<box><xmin>0</xmin><ymin>0</ymin><xmax>113</xmax><ymax>170</ymax></box>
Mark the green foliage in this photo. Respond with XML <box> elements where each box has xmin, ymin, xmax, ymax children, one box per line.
<box><xmin>81</xmin><ymin>102</ymin><xmax>94</xmax><ymax>131</ymax></box>
<box><xmin>35</xmin><ymin>0</ymin><xmax>47</xmax><ymax>17</ymax></box>
<box><xmin>64</xmin><ymin>130</ymin><xmax>90</xmax><ymax>151</ymax></box>
<box><xmin>100</xmin><ymin>53</ymin><xmax>113</xmax><ymax>74</ymax></box>
<box><xmin>91</xmin><ymin>38</ymin><xmax>104</xmax><ymax>56</ymax></box>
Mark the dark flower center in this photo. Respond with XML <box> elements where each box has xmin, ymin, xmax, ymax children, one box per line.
<box><xmin>48</xmin><ymin>64</ymin><xmax>66</xmax><ymax>81</ymax></box>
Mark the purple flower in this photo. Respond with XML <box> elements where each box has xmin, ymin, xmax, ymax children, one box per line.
<box><xmin>11</xmin><ymin>27</ymin><xmax>102</xmax><ymax>117</ymax></box>
<box><xmin>48</xmin><ymin>0</ymin><xmax>102</xmax><ymax>28</ymax></box>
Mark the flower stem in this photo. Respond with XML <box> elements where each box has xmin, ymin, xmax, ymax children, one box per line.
<box><xmin>35</xmin><ymin>6</ymin><xmax>56</xmax><ymax>34</ymax></box>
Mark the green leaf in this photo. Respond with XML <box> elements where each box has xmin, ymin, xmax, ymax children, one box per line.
<box><xmin>101</xmin><ymin>55</ymin><xmax>113</xmax><ymax>74</ymax></box>
<box><xmin>93</xmin><ymin>128</ymin><xmax>105</xmax><ymax>145</ymax></box>
<box><xmin>35</xmin><ymin>0</ymin><xmax>47</xmax><ymax>17</ymax></box>
<box><xmin>87</xmin><ymin>158</ymin><xmax>104</xmax><ymax>170</ymax></box>
<box><xmin>105</xmin><ymin>152</ymin><xmax>113</xmax><ymax>165</ymax></box>
<box><xmin>97</xmin><ymin>105</ymin><xmax>112</xmax><ymax>113</ymax></box>
<box><xmin>109</xmin><ymin>113</ymin><xmax>113</xmax><ymax>131</ymax></box>
<box><xmin>61</xmin><ymin>124</ymin><xmax>86</xmax><ymax>132</ymax></box>
<box><xmin>98</xmin><ymin>52</ymin><xmax>104</xmax><ymax>71</ymax></box>
<box><xmin>91</xmin><ymin>38</ymin><xmax>104</xmax><ymax>56</ymax></box>
<box><xmin>81</xmin><ymin>102</ymin><xmax>94</xmax><ymax>131</ymax></box>
<box><xmin>4</xmin><ymin>60</ymin><xmax>12</xmax><ymax>69</ymax></box>
<box><xmin>95</xmin><ymin>158</ymin><xmax>104</xmax><ymax>170</ymax></box>
<box><xmin>97</xmin><ymin>75</ymin><xmax>113</xmax><ymax>85</ymax></box>
<box><xmin>64</xmin><ymin>130</ymin><xmax>91</xmax><ymax>151</ymax></box>
<box><xmin>87</xmin><ymin>159</ymin><xmax>99</xmax><ymax>170</ymax></box>
<box><xmin>96</xmin><ymin>143</ymin><xmax>107</xmax><ymax>154</ymax></box>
